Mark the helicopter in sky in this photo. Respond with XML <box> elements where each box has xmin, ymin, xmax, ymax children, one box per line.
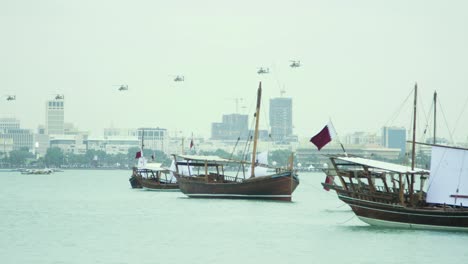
<box><xmin>55</xmin><ymin>94</ymin><xmax>64</xmax><ymax>100</ymax></box>
<box><xmin>173</xmin><ymin>75</ymin><xmax>184</xmax><ymax>82</ymax></box>
<box><xmin>289</xmin><ymin>60</ymin><xmax>301</xmax><ymax>68</ymax></box>
<box><xmin>5</xmin><ymin>95</ymin><xmax>16</xmax><ymax>101</ymax></box>
<box><xmin>116</xmin><ymin>84</ymin><xmax>128</xmax><ymax>91</ymax></box>
<box><xmin>257</xmin><ymin>67</ymin><xmax>269</xmax><ymax>74</ymax></box>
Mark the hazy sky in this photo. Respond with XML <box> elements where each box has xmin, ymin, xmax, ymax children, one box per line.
<box><xmin>2</xmin><ymin>0</ymin><xmax>468</xmax><ymax>142</ymax></box>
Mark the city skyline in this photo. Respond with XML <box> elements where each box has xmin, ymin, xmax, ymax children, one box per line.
<box><xmin>0</xmin><ymin>89</ymin><xmax>463</xmax><ymax>145</ymax></box>
<box><xmin>2</xmin><ymin>1</ymin><xmax>468</xmax><ymax>142</ymax></box>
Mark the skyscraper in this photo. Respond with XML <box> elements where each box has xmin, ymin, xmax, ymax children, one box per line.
<box><xmin>269</xmin><ymin>97</ymin><xmax>293</xmax><ymax>142</ymax></box>
<box><xmin>381</xmin><ymin>126</ymin><xmax>406</xmax><ymax>157</ymax></box>
<box><xmin>45</xmin><ymin>99</ymin><xmax>64</xmax><ymax>135</ymax></box>
<box><xmin>211</xmin><ymin>114</ymin><xmax>249</xmax><ymax>140</ymax></box>
<box><xmin>0</xmin><ymin>117</ymin><xmax>33</xmax><ymax>151</ymax></box>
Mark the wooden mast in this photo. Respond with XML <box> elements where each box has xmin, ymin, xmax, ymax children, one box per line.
<box><xmin>250</xmin><ymin>82</ymin><xmax>262</xmax><ymax>178</ymax></box>
<box><xmin>410</xmin><ymin>83</ymin><xmax>417</xmax><ymax>203</ymax></box>
<box><xmin>411</xmin><ymin>83</ymin><xmax>417</xmax><ymax>170</ymax></box>
<box><xmin>433</xmin><ymin>91</ymin><xmax>437</xmax><ymax>144</ymax></box>
<box><xmin>141</xmin><ymin>129</ymin><xmax>145</xmax><ymax>154</ymax></box>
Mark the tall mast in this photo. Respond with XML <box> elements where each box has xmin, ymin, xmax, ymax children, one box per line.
<box><xmin>433</xmin><ymin>91</ymin><xmax>437</xmax><ymax>144</ymax></box>
<box><xmin>250</xmin><ymin>82</ymin><xmax>262</xmax><ymax>178</ymax></box>
<box><xmin>411</xmin><ymin>83</ymin><xmax>417</xmax><ymax>170</ymax></box>
<box><xmin>141</xmin><ymin>129</ymin><xmax>145</xmax><ymax>153</ymax></box>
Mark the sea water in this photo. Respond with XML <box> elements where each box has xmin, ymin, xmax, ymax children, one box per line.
<box><xmin>0</xmin><ymin>170</ymin><xmax>467</xmax><ymax>264</ymax></box>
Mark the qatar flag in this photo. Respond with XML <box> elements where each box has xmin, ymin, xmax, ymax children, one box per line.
<box><xmin>135</xmin><ymin>151</ymin><xmax>142</xmax><ymax>159</ymax></box>
<box><xmin>310</xmin><ymin>123</ymin><xmax>336</xmax><ymax>150</ymax></box>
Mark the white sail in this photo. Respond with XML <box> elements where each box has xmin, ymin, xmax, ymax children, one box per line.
<box><xmin>426</xmin><ymin>146</ymin><xmax>468</xmax><ymax>206</ymax></box>
<box><xmin>247</xmin><ymin>151</ymin><xmax>269</xmax><ymax>177</ymax></box>
<box><xmin>170</xmin><ymin>158</ymin><xmax>193</xmax><ymax>179</ymax></box>
<box><xmin>137</xmin><ymin>157</ymin><xmax>147</xmax><ymax>169</ymax></box>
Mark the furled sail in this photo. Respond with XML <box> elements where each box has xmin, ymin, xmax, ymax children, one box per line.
<box><xmin>426</xmin><ymin>146</ymin><xmax>468</xmax><ymax>206</ymax></box>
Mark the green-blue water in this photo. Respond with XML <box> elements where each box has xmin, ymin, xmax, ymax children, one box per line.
<box><xmin>1</xmin><ymin>170</ymin><xmax>467</xmax><ymax>264</ymax></box>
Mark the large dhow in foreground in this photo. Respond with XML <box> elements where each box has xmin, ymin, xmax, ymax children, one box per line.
<box><xmin>323</xmin><ymin>150</ymin><xmax>468</xmax><ymax>231</ymax></box>
<box><xmin>321</xmin><ymin>85</ymin><xmax>468</xmax><ymax>231</ymax></box>
<box><xmin>172</xmin><ymin>82</ymin><xmax>299</xmax><ymax>201</ymax></box>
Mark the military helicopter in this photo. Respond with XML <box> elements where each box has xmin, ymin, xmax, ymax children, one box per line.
<box><xmin>55</xmin><ymin>94</ymin><xmax>64</xmax><ymax>100</ymax></box>
<box><xmin>5</xmin><ymin>95</ymin><xmax>16</xmax><ymax>101</ymax></box>
<box><xmin>116</xmin><ymin>84</ymin><xmax>128</xmax><ymax>91</ymax></box>
<box><xmin>289</xmin><ymin>60</ymin><xmax>301</xmax><ymax>68</ymax></box>
<box><xmin>173</xmin><ymin>75</ymin><xmax>184</xmax><ymax>82</ymax></box>
<box><xmin>257</xmin><ymin>67</ymin><xmax>270</xmax><ymax>74</ymax></box>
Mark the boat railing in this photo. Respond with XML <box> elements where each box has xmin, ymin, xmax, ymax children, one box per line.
<box><xmin>208</xmin><ymin>173</ymin><xmax>244</xmax><ymax>183</ymax></box>
<box><xmin>342</xmin><ymin>182</ymin><xmax>404</xmax><ymax>204</ymax></box>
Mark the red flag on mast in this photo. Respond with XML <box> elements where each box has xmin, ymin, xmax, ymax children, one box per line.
<box><xmin>135</xmin><ymin>151</ymin><xmax>142</xmax><ymax>159</ymax></box>
<box><xmin>310</xmin><ymin>122</ymin><xmax>336</xmax><ymax>150</ymax></box>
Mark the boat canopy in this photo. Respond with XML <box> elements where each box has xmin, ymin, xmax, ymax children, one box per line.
<box><xmin>139</xmin><ymin>162</ymin><xmax>170</xmax><ymax>172</ymax></box>
<box><xmin>174</xmin><ymin>154</ymin><xmax>240</xmax><ymax>164</ymax></box>
<box><xmin>143</xmin><ymin>162</ymin><xmax>162</xmax><ymax>169</ymax></box>
<box><xmin>332</xmin><ymin>156</ymin><xmax>429</xmax><ymax>174</ymax></box>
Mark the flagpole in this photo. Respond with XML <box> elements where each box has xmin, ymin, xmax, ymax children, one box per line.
<box><xmin>328</xmin><ymin>119</ymin><xmax>347</xmax><ymax>157</ymax></box>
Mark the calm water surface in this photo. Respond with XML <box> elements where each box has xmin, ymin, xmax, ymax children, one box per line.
<box><xmin>0</xmin><ymin>170</ymin><xmax>467</xmax><ymax>264</ymax></box>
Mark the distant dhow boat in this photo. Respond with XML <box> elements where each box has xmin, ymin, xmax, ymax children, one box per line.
<box><xmin>21</xmin><ymin>168</ymin><xmax>54</xmax><ymax>175</ymax></box>
<box><xmin>129</xmin><ymin>126</ymin><xmax>179</xmax><ymax>191</ymax></box>
<box><xmin>129</xmin><ymin>163</ymin><xmax>179</xmax><ymax>191</ymax></box>
<box><xmin>172</xmin><ymin>82</ymin><xmax>299</xmax><ymax>201</ymax></box>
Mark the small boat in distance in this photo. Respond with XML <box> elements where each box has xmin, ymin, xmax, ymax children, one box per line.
<box><xmin>172</xmin><ymin>82</ymin><xmax>299</xmax><ymax>201</ymax></box>
<box><xmin>129</xmin><ymin>163</ymin><xmax>179</xmax><ymax>191</ymax></box>
<box><xmin>20</xmin><ymin>168</ymin><xmax>54</xmax><ymax>175</ymax></box>
<box><xmin>129</xmin><ymin>127</ymin><xmax>179</xmax><ymax>191</ymax></box>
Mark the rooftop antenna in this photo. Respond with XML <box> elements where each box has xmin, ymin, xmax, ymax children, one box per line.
<box><xmin>280</xmin><ymin>86</ymin><xmax>286</xmax><ymax>97</ymax></box>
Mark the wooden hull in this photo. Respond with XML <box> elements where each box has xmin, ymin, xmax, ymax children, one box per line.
<box><xmin>337</xmin><ymin>192</ymin><xmax>468</xmax><ymax>231</ymax></box>
<box><xmin>139</xmin><ymin>178</ymin><xmax>179</xmax><ymax>191</ymax></box>
<box><xmin>129</xmin><ymin>176</ymin><xmax>142</xmax><ymax>188</ymax></box>
<box><xmin>175</xmin><ymin>171</ymin><xmax>299</xmax><ymax>201</ymax></box>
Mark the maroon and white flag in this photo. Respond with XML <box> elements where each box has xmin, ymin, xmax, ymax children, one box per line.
<box><xmin>135</xmin><ymin>151</ymin><xmax>142</xmax><ymax>159</ymax></box>
<box><xmin>310</xmin><ymin>122</ymin><xmax>336</xmax><ymax>150</ymax></box>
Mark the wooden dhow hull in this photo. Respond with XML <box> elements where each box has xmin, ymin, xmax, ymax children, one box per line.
<box><xmin>129</xmin><ymin>175</ymin><xmax>142</xmax><ymax>189</ymax></box>
<box><xmin>140</xmin><ymin>178</ymin><xmax>179</xmax><ymax>191</ymax></box>
<box><xmin>336</xmin><ymin>192</ymin><xmax>468</xmax><ymax>231</ymax></box>
<box><xmin>176</xmin><ymin>171</ymin><xmax>299</xmax><ymax>201</ymax></box>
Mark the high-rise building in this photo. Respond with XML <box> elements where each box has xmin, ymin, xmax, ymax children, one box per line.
<box><xmin>0</xmin><ymin>118</ymin><xmax>33</xmax><ymax>151</ymax></box>
<box><xmin>0</xmin><ymin>118</ymin><xmax>20</xmax><ymax>130</ymax></box>
<box><xmin>269</xmin><ymin>97</ymin><xmax>293</xmax><ymax>142</ymax></box>
<box><xmin>381</xmin><ymin>126</ymin><xmax>406</xmax><ymax>157</ymax></box>
<box><xmin>211</xmin><ymin>114</ymin><xmax>249</xmax><ymax>140</ymax></box>
<box><xmin>137</xmin><ymin>127</ymin><xmax>167</xmax><ymax>152</ymax></box>
<box><xmin>45</xmin><ymin>99</ymin><xmax>64</xmax><ymax>135</ymax></box>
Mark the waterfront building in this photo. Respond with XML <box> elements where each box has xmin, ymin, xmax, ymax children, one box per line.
<box><xmin>296</xmin><ymin>140</ymin><xmax>402</xmax><ymax>170</ymax></box>
<box><xmin>211</xmin><ymin>114</ymin><xmax>249</xmax><ymax>140</ymax></box>
<box><xmin>269</xmin><ymin>97</ymin><xmax>294</xmax><ymax>143</ymax></box>
<box><xmin>381</xmin><ymin>126</ymin><xmax>406</xmax><ymax>157</ymax></box>
<box><xmin>0</xmin><ymin>137</ymin><xmax>14</xmax><ymax>157</ymax></box>
<box><xmin>0</xmin><ymin>118</ymin><xmax>34</xmax><ymax>151</ymax></box>
<box><xmin>49</xmin><ymin>134</ymin><xmax>88</xmax><ymax>155</ymax></box>
<box><xmin>45</xmin><ymin>99</ymin><xmax>64</xmax><ymax>135</ymax></box>
<box><xmin>87</xmin><ymin>136</ymin><xmax>140</xmax><ymax>155</ymax></box>
<box><xmin>344</xmin><ymin>132</ymin><xmax>380</xmax><ymax>145</ymax></box>
<box><xmin>104</xmin><ymin>128</ymin><xmax>136</xmax><ymax>137</ymax></box>
<box><xmin>136</xmin><ymin>127</ymin><xmax>167</xmax><ymax>152</ymax></box>
<box><xmin>102</xmin><ymin>127</ymin><xmax>168</xmax><ymax>153</ymax></box>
